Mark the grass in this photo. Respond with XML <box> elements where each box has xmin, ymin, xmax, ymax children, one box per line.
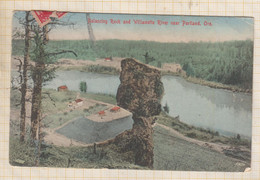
<box><xmin>153</xmin><ymin>125</ymin><xmax>249</xmax><ymax>171</ymax></box>
<box><xmin>80</xmin><ymin>93</ymin><xmax>117</xmax><ymax>105</ymax></box>
<box><xmin>11</xmin><ymin>88</ymin><xmax>116</xmax><ymax>115</ymax></box>
<box><xmin>9</xmin><ymin>125</ymin><xmax>248</xmax><ymax>171</ymax></box>
<box><xmin>10</xmin><ymin>89</ymin><xmax>143</xmax><ymax>168</ymax></box>
<box><xmin>10</xmin><ymin>88</ymin><xmax>250</xmax><ymax>170</ymax></box>
<box><xmin>156</xmin><ymin>111</ymin><xmax>251</xmax><ymax>148</ymax></box>
<box><xmin>41</xmin><ymin>89</ymin><xmax>116</xmax><ymax>114</ymax></box>
<box><xmin>43</xmin><ymin>104</ymin><xmax>107</xmax><ymax>129</ymax></box>
<box><xmin>41</xmin><ymin>89</ymin><xmax>76</xmax><ymax>114</ymax></box>
<box><xmin>43</xmin><ymin>110</ymin><xmax>84</xmax><ymax>129</ymax></box>
<box><xmin>9</xmin><ymin>136</ymin><xmax>146</xmax><ymax>169</ymax></box>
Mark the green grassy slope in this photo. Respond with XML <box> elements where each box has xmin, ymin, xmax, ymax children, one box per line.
<box><xmin>153</xmin><ymin>125</ymin><xmax>249</xmax><ymax>171</ymax></box>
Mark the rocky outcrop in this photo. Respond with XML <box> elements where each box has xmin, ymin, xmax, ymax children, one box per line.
<box><xmin>112</xmin><ymin>58</ymin><xmax>164</xmax><ymax>168</ymax></box>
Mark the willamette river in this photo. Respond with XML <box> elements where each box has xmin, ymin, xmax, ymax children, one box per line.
<box><xmin>44</xmin><ymin>70</ymin><xmax>252</xmax><ymax>138</ymax></box>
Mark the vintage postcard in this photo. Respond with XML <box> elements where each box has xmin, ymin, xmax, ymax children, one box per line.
<box><xmin>10</xmin><ymin>11</ymin><xmax>253</xmax><ymax>171</ymax></box>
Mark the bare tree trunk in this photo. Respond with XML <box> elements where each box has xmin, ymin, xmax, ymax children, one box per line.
<box><xmin>30</xmin><ymin>63</ymin><xmax>44</xmax><ymax>141</ymax></box>
<box><xmin>20</xmin><ymin>11</ymin><xmax>30</xmax><ymax>142</ymax></box>
<box><xmin>30</xmin><ymin>25</ymin><xmax>49</xmax><ymax>166</ymax></box>
<box><xmin>35</xmin><ymin>111</ymin><xmax>44</xmax><ymax>166</ymax></box>
<box><xmin>86</xmin><ymin>13</ymin><xmax>95</xmax><ymax>47</ymax></box>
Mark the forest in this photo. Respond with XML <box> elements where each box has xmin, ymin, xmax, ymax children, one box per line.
<box><xmin>12</xmin><ymin>39</ymin><xmax>253</xmax><ymax>89</ymax></box>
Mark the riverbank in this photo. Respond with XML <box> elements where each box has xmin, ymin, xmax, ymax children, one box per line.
<box><xmin>153</xmin><ymin>125</ymin><xmax>250</xmax><ymax>171</ymax></box>
<box><xmin>53</xmin><ymin>58</ymin><xmax>252</xmax><ymax>94</ymax></box>
<box><xmin>162</xmin><ymin>70</ymin><xmax>252</xmax><ymax>94</ymax></box>
<box><xmin>156</xmin><ymin>112</ymin><xmax>251</xmax><ymax>163</ymax></box>
<box><xmin>156</xmin><ymin>112</ymin><xmax>251</xmax><ymax>147</ymax></box>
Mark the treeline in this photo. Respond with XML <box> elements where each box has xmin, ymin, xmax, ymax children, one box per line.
<box><xmin>12</xmin><ymin>39</ymin><xmax>253</xmax><ymax>89</ymax></box>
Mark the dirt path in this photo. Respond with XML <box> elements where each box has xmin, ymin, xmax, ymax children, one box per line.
<box><xmin>155</xmin><ymin>123</ymin><xmax>250</xmax><ymax>164</ymax></box>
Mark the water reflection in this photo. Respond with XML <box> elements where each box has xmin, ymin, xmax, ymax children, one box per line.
<box><xmin>162</xmin><ymin>76</ymin><xmax>252</xmax><ymax>137</ymax></box>
<box><xmin>172</xmin><ymin>76</ymin><xmax>252</xmax><ymax>112</ymax></box>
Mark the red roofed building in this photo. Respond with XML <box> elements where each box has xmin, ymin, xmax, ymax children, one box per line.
<box><xmin>98</xmin><ymin>110</ymin><xmax>105</xmax><ymax>116</ymax></box>
<box><xmin>75</xmin><ymin>99</ymin><xmax>83</xmax><ymax>106</ymax></box>
<box><xmin>110</xmin><ymin>106</ymin><xmax>120</xmax><ymax>112</ymax></box>
<box><xmin>57</xmin><ymin>85</ymin><xmax>68</xmax><ymax>92</ymax></box>
<box><xmin>104</xmin><ymin>57</ymin><xmax>112</xmax><ymax>61</ymax></box>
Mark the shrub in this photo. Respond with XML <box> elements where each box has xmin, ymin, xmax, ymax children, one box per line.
<box><xmin>163</xmin><ymin>103</ymin><xmax>169</xmax><ymax>114</ymax></box>
<box><xmin>186</xmin><ymin>132</ymin><xmax>197</xmax><ymax>138</ymax></box>
<box><xmin>80</xmin><ymin>81</ymin><xmax>87</xmax><ymax>93</ymax></box>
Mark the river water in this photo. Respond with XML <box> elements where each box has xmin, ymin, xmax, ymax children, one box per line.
<box><xmin>44</xmin><ymin>70</ymin><xmax>252</xmax><ymax>138</ymax></box>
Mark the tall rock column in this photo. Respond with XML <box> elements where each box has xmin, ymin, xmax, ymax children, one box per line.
<box><xmin>115</xmin><ymin>58</ymin><xmax>164</xmax><ymax>168</ymax></box>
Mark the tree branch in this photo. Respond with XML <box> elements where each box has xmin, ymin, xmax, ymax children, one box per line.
<box><xmin>42</xmin><ymin>92</ymin><xmax>56</xmax><ymax>107</ymax></box>
<box><xmin>14</xmin><ymin>57</ymin><xmax>23</xmax><ymax>87</ymax></box>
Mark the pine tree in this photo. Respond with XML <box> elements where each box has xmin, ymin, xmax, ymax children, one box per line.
<box><xmin>80</xmin><ymin>81</ymin><xmax>87</xmax><ymax>93</ymax></box>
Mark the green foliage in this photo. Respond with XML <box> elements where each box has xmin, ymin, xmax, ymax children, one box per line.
<box><xmin>157</xmin><ymin>61</ymin><xmax>162</xmax><ymax>68</ymax></box>
<box><xmin>183</xmin><ymin>62</ymin><xmax>195</xmax><ymax>77</ymax></box>
<box><xmin>12</xmin><ymin>39</ymin><xmax>253</xmax><ymax>89</ymax></box>
<box><xmin>163</xmin><ymin>103</ymin><xmax>169</xmax><ymax>113</ymax></box>
<box><xmin>237</xmin><ymin>134</ymin><xmax>241</xmax><ymax>140</ymax></box>
<box><xmin>29</xmin><ymin>30</ymin><xmax>56</xmax><ymax>84</ymax></box>
<box><xmin>79</xmin><ymin>81</ymin><xmax>87</xmax><ymax>93</ymax></box>
<box><xmin>143</xmin><ymin>52</ymin><xmax>155</xmax><ymax>64</ymax></box>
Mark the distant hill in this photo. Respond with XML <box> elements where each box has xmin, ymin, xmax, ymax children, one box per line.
<box><xmin>12</xmin><ymin>39</ymin><xmax>253</xmax><ymax>89</ymax></box>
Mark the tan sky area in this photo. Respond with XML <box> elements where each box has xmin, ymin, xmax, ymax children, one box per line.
<box><xmin>49</xmin><ymin>28</ymin><xmax>252</xmax><ymax>43</ymax></box>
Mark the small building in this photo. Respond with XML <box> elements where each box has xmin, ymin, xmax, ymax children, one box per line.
<box><xmin>57</xmin><ymin>85</ymin><xmax>68</xmax><ymax>92</ymax></box>
<box><xmin>98</xmin><ymin>110</ymin><xmax>106</xmax><ymax>118</ymax></box>
<box><xmin>104</xmin><ymin>57</ymin><xmax>112</xmax><ymax>61</ymax></box>
<box><xmin>68</xmin><ymin>102</ymin><xmax>73</xmax><ymax>108</ymax></box>
<box><xmin>110</xmin><ymin>106</ymin><xmax>120</xmax><ymax>112</ymax></box>
<box><xmin>75</xmin><ymin>99</ymin><xmax>83</xmax><ymax>106</ymax></box>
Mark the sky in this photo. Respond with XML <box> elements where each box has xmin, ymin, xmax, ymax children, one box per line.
<box><xmin>13</xmin><ymin>11</ymin><xmax>254</xmax><ymax>43</ymax></box>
